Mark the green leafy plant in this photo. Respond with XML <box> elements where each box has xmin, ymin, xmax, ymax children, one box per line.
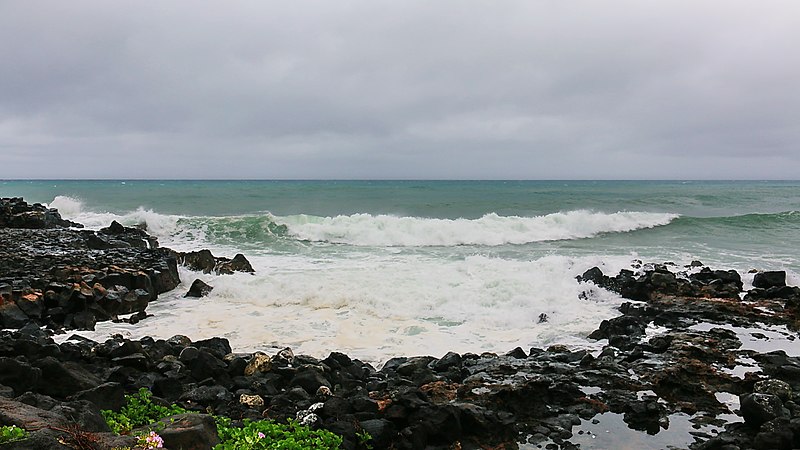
<box><xmin>214</xmin><ymin>418</ymin><xmax>342</xmax><ymax>450</ymax></box>
<box><xmin>0</xmin><ymin>425</ymin><xmax>28</xmax><ymax>444</ymax></box>
<box><xmin>102</xmin><ymin>388</ymin><xmax>189</xmax><ymax>434</ymax></box>
<box><xmin>103</xmin><ymin>389</ymin><xmax>344</xmax><ymax>449</ymax></box>
<box><xmin>356</xmin><ymin>430</ymin><xmax>373</xmax><ymax>449</ymax></box>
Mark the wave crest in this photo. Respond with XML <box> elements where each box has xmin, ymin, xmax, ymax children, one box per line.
<box><xmin>278</xmin><ymin>210</ymin><xmax>679</xmax><ymax>247</ymax></box>
<box><xmin>48</xmin><ymin>195</ymin><xmax>84</xmax><ymax>217</ymax></box>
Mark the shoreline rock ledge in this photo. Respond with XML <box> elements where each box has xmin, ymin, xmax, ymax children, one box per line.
<box><xmin>0</xmin><ymin>198</ymin><xmax>181</xmax><ymax>331</ymax></box>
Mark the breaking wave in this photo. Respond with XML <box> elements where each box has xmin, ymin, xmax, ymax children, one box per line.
<box><xmin>47</xmin><ymin>196</ymin><xmax>679</xmax><ymax>248</ymax></box>
<box><xmin>276</xmin><ymin>210</ymin><xmax>679</xmax><ymax>247</ymax></box>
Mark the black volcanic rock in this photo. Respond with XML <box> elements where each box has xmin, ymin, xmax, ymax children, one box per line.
<box><xmin>0</xmin><ymin>198</ymin><xmax>180</xmax><ymax>331</ymax></box>
<box><xmin>0</xmin><ymin>198</ymin><xmax>82</xmax><ymax>229</ymax></box>
<box><xmin>175</xmin><ymin>249</ymin><xmax>255</xmax><ymax>275</ymax></box>
<box><xmin>753</xmin><ymin>271</ymin><xmax>787</xmax><ymax>289</ymax></box>
<box><xmin>96</xmin><ymin>220</ymin><xmax>159</xmax><ymax>249</ymax></box>
<box><xmin>185</xmin><ymin>279</ymin><xmax>213</xmax><ymax>298</ymax></box>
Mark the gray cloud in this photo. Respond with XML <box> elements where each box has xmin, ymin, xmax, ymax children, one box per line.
<box><xmin>1</xmin><ymin>0</ymin><xmax>798</xmax><ymax>179</ymax></box>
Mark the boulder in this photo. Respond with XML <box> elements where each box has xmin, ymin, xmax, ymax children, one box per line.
<box><xmin>754</xmin><ymin>379</ymin><xmax>792</xmax><ymax>402</ymax></box>
<box><xmin>69</xmin><ymin>382</ymin><xmax>126</xmax><ymax>411</ymax></box>
<box><xmin>358</xmin><ymin>419</ymin><xmax>397</xmax><ymax>448</ymax></box>
<box><xmin>99</xmin><ymin>220</ymin><xmax>158</xmax><ymax>249</ymax></box>
<box><xmin>753</xmin><ymin>271</ymin><xmax>787</xmax><ymax>289</ymax></box>
<box><xmin>244</xmin><ymin>352</ymin><xmax>272</xmax><ymax>376</ymax></box>
<box><xmin>0</xmin><ymin>357</ymin><xmax>41</xmax><ymax>395</ymax></box>
<box><xmin>740</xmin><ymin>393</ymin><xmax>786</xmax><ymax>427</ymax></box>
<box><xmin>218</xmin><ymin>253</ymin><xmax>255</xmax><ymax>274</ymax></box>
<box><xmin>152</xmin><ymin>413</ymin><xmax>221</xmax><ymax>449</ymax></box>
<box><xmin>177</xmin><ymin>249</ymin><xmax>217</xmax><ymax>274</ymax></box>
<box><xmin>176</xmin><ymin>249</ymin><xmax>255</xmax><ymax>275</ymax></box>
<box><xmin>185</xmin><ymin>279</ymin><xmax>214</xmax><ymax>298</ymax></box>
<box><xmin>290</xmin><ymin>368</ymin><xmax>332</xmax><ymax>395</ymax></box>
<box><xmin>33</xmin><ymin>357</ymin><xmax>102</xmax><ymax>398</ymax></box>
<box><xmin>0</xmin><ymin>300</ymin><xmax>30</xmax><ymax>329</ymax></box>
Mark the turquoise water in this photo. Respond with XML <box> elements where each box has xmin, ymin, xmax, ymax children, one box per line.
<box><xmin>4</xmin><ymin>179</ymin><xmax>799</xmax><ymax>218</ymax></box>
<box><xmin>2</xmin><ymin>180</ymin><xmax>799</xmax><ymax>361</ymax></box>
<box><xmin>3</xmin><ymin>180</ymin><xmax>799</xmax><ymax>270</ymax></box>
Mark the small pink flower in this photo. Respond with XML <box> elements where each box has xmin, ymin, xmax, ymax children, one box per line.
<box><xmin>258</xmin><ymin>432</ymin><xmax>266</xmax><ymax>439</ymax></box>
<box><xmin>143</xmin><ymin>431</ymin><xmax>164</xmax><ymax>448</ymax></box>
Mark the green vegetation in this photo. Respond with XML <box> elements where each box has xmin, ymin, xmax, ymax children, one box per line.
<box><xmin>214</xmin><ymin>416</ymin><xmax>342</xmax><ymax>450</ymax></box>
<box><xmin>101</xmin><ymin>388</ymin><xmax>189</xmax><ymax>434</ymax></box>
<box><xmin>0</xmin><ymin>425</ymin><xmax>28</xmax><ymax>444</ymax></box>
<box><xmin>102</xmin><ymin>388</ymin><xmax>346</xmax><ymax>449</ymax></box>
<box><xmin>356</xmin><ymin>430</ymin><xmax>373</xmax><ymax>449</ymax></box>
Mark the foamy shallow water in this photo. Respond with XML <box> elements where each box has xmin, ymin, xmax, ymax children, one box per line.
<box><xmin>64</xmin><ymin>255</ymin><xmax>627</xmax><ymax>366</ymax></box>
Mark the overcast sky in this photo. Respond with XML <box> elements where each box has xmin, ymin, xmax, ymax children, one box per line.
<box><xmin>1</xmin><ymin>1</ymin><xmax>798</xmax><ymax>179</ymax></box>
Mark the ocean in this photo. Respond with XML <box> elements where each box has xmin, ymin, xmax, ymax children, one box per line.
<box><xmin>2</xmin><ymin>180</ymin><xmax>799</xmax><ymax>364</ymax></box>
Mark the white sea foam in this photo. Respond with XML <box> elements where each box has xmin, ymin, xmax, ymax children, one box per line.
<box><xmin>277</xmin><ymin>210</ymin><xmax>679</xmax><ymax>247</ymax></box>
<box><xmin>70</xmin><ymin>253</ymin><xmax>634</xmax><ymax>365</ymax></box>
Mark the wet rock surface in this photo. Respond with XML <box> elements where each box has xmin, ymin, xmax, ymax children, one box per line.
<box><xmin>3</xmin><ymin>198</ymin><xmax>800</xmax><ymax>449</ymax></box>
<box><xmin>173</xmin><ymin>249</ymin><xmax>255</xmax><ymax>275</ymax></box>
<box><xmin>0</xmin><ymin>198</ymin><xmax>256</xmax><ymax>333</ymax></box>
<box><xmin>0</xmin><ymin>197</ymin><xmax>83</xmax><ymax>229</ymax></box>
<box><xmin>0</xmin><ymin>224</ymin><xmax>180</xmax><ymax>331</ymax></box>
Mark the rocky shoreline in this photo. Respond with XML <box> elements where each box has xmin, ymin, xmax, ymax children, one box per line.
<box><xmin>2</xmin><ymin>197</ymin><xmax>800</xmax><ymax>449</ymax></box>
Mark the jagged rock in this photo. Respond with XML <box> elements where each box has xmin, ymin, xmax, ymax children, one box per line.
<box><xmin>0</xmin><ymin>203</ymin><xmax>180</xmax><ymax>331</ymax></box>
<box><xmin>98</xmin><ymin>221</ymin><xmax>158</xmax><ymax>249</ymax></box>
<box><xmin>433</xmin><ymin>352</ymin><xmax>462</xmax><ymax>372</ymax></box>
<box><xmin>176</xmin><ymin>249</ymin><xmax>217</xmax><ymax>273</ymax></box>
<box><xmin>185</xmin><ymin>278</ymin><xmax>213</xmax><ymax>298</ymax></box>
<box><xmin>218</xmin><ymin>253</ymin><xmax>255</xmax><ymax>274</ymax></box>
<box><xmin>588</xmin><ymin>315</ymin><xmax>647</xmax><ymax>341</ymax></box>
<box><xmin>0</xmin><ymin>198</ymin><xmax>82</xmax><ymax>229</ymax></box>
<box><xmin>185</xmin><ymin>349</ymin><xmax>227</xmax><ymax>381</ymax></box>
<box><xmin>175</xmin><ymin>249</ymin><xmax>255</xmax><ymax>275</ymax></box>
<box><xmin>745</xmin><ymin>285</ymin><xmax>800</xmax><ymax>302</ymax></box>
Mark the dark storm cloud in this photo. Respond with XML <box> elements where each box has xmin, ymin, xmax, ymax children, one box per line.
<box><xmin>1</xmin><ymin>1</ymin><xmax>798</xmax><ymax>179</ymax></box>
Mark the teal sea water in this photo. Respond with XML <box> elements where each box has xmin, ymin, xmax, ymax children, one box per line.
<box><xmin>2</xmin><ymin>180</ymin><xmax>799</xmax><ymax>362</ymax></box>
